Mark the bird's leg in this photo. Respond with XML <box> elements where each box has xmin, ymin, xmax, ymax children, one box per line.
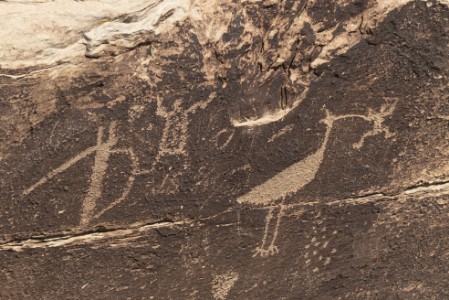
<box><xmin>266</xmin><ymin>204</ymin><xmax>285</xmax><ymax>256</ymax></box>
<box><xmin>252</xmin><ymin>207</ymin><xmax>275</xmax><ymax>257</ymax></box>
<box><xmin>252</xmin><ymin>202</ymin><xmax>285</xmax><ymax>257</ymax></box>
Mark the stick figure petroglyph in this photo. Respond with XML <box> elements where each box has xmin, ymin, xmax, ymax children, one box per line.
<box><xmin>154</xmin><ymin>92</ymin><xmax>216</xmax><ymax>162</ymax></box>
<box><xmin>22</xmin><ymin>121</ymin><xmax>142</xmax><ymax>226</ymax></box>
<box><xmin>22</xmin><ymin>91</ymin><xmax>217</xmax><ymax>224</ymax></box>
<box><xmin>238</xmin><ymin>99</ymin><xmax>398</xmax><ymax>257</ymax></box>
<box><xmin>150</xmin><ymin>92</ymin><xmax>216</xmax><ymax>194</ymax></box>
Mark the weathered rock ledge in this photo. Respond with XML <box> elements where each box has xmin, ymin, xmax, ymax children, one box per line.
<box><xmin>1</xmin><ymin>0</ymin><xmax>448</xmax><ymax>299</ymax></box>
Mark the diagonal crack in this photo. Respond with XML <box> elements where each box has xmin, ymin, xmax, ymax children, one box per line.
<box><xmin>0</xmin><ymin>219</ymin><xmax>193</xmax><ymax>252</ymax></box>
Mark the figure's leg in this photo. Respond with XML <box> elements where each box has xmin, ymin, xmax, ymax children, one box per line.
<box><xmin>252</xmin><ymin>202</ymin><xmax>285</xmax><ymax>257</ymax></box>
<box><xmin>252</xmin><ymin>207</ymin><xmax>275</xmax><ymax>257</ymax></box>
<box><xmin>80</xmin><ymin>122</ymin><xmax>117</xmax><ymax>226</ymax></box>
<box><xmin>92</xmin><ymin>147</ymin><xmax>138</xmax><ymax>221</ymax></box>
<box><xmin>266</xmin><ymin>204</ymin><xmax>285</xmax><ymax>255</ymax></box>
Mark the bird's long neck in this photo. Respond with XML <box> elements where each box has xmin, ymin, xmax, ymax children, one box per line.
<box><xmin>317</xmin><ymin>120</ymin><xmax>334</xmax><ymax>155</ymax></box>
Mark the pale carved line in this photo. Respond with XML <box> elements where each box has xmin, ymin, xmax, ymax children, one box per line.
<box><xmin>21</xmin><ymin>123</ymin><xmax>116</xmax><ymax>197</ymax></box>
<box><xmin>213</xmin><ymin>129</ymin><xmax>235</xmax><ymax>150</ymax></box>
<box><xmin>253</xmin><ymin>207</ymin><xmax>274</xmax><ymax>257</ymax></box>
<box><xmin>80</xmin><ymin>121</ymin><xmax>118</xmax><ymax>225</ymax></box>
<box><xmin>267</xmin><ymin>124</ymin><xmax>294</xmax><ymax>143</ymax></box>
<box><xmin>22</xmin><ymin>145</ymin><xmax>99</xmax><ymax>196</ymax></box>
<box><xmin>91</xmin><ymin>147</ymin><xmax>139</xmax><ymax>221</ymax></box>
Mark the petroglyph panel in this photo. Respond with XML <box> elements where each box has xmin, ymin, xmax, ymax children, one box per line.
<box><xmin>1</xmin><ymin>0</ymin><xmax>449</xmax><ymax>299</ymax></box>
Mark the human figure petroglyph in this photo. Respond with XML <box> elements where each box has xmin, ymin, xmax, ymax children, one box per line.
<box><xmin>22</xmin><ymin>90</ymin><xmax>218</xmax><ymax>222</ymax></box>
<box><xmin>154</xmin><ymin>92</ymin><xmax>216</xmax><ymax>163</ymax></box>
<box><xmin>18</xmin><ymin>60</ymin><xmax>214</xmax><ymax>213</ymax></box>
<box><xmin>150</xmin><ymin>92</ymin><xmax>216</xmax><ymax>194</ymax></box>
<box><xmin>22</xmin><ymin>121</ymin><xmax>142</xmax><ymax>226</ymax></box>
<box><xmin>238</xmin><ymin>99</ymin><xmax>398</xmax><ymax>257</ymax></box>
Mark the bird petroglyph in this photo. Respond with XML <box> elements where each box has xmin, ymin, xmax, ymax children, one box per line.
<box><xmin>238</xmin><ymin>100</ymin><xmax>398</xmax><ymax>257</ymax></box>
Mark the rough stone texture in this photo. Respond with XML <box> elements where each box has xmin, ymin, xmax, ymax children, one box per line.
<box><xmin>0</xmin><ymin>0</ymin><xmax>448</xmax><ymax>299</ymax></box>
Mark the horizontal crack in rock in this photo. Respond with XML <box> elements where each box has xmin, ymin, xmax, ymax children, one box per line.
<box><xmin>0</xmin><ymin>219</ymin><xmax>192</xmax><ymax>252</ymax></box>
<box><xmin>1</xmin><ymin>180</ymin><xmax>447</xmax><ymax>251</ymax></box>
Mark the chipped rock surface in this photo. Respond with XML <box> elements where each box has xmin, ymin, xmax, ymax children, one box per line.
<box><xmin>0</xmin><ymin>0</ymin><xmax>449</xmax><ymax>299</ymax></box>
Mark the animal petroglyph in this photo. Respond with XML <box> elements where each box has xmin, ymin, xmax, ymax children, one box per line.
<box><xmin>352</xmin><ymin>99</ymin><xmax>398</xmax><ymax>149</ymax></box>
<box><xmin>238</xmin><ymin>109</ymin><xmax>334</xmax><ymax>257</ymax></box>
<box><xmin>238</xmin><ymin>100</ymin><xmax>397</xmax><ymax>257</ymax></box>
<box><xmin>22</xmin><ymin>121</ymin><xmax>142</xmax><ymax>226</ymax></box>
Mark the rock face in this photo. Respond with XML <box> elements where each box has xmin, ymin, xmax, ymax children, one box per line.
<box><xmin>1</xmin><ymin>0</ymin><xmax>449</xmax><ymax>299</ymax></box>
